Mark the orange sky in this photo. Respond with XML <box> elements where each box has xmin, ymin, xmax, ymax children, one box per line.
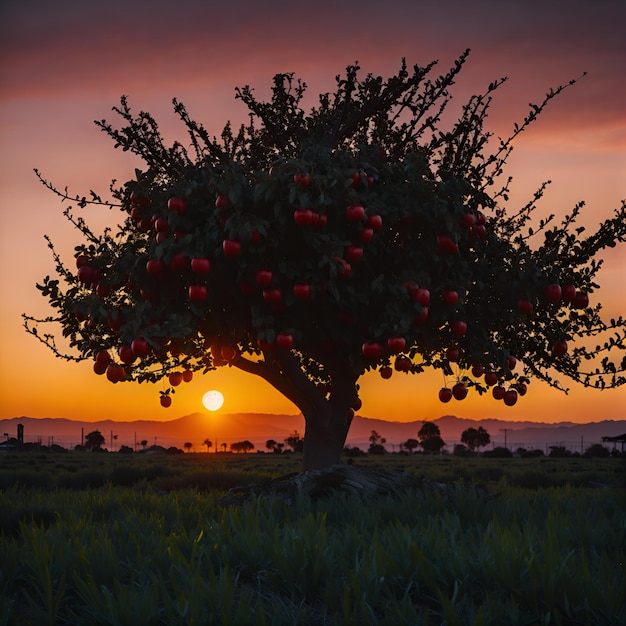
<box><xmin>0</xmin><ymin>0</ymin><xmax>624</xmax><ymax>426</ymax></box>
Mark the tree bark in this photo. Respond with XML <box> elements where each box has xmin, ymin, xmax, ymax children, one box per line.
<box><xmin>301</xmin><ymin>403</ymin><xmax>350</xmax><ymax>471</ymax></box>
<box><xmin>233</xmin><ymin>350</ymin><xmax>360</xmax><ymax>472</ymax></box>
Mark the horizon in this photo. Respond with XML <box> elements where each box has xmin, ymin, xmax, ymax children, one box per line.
<box><xmin>3</xmin><ymin>412</ymin><xmax>624</xmax><ymax>455</ymax></box>
<box><xmin>1</xmin><ymin>1</ymin><xmax>625</xmax><ymax>430</ymax></box>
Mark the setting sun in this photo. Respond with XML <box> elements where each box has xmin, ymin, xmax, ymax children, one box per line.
<box><xmin>202</xmin><ymin>390</ymin><xmax>225</xmax><ymax>412</ymax></box>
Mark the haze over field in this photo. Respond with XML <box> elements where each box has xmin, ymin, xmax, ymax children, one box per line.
<box><xmin>0</xmin><ymin>0</ymin><xmax>624</xmax><ymax>433</ymax></box>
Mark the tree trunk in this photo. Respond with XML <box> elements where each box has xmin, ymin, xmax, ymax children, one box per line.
<box><xmin>301</xmin><ymin>403</ymin><xmax>351</xmax><ymax>471</ymax></box>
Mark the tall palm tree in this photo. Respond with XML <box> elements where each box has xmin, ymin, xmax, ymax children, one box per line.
<box><xmin>203</xmin><ymin>438</ymin><xmax>212</xmax><ymax>453</ymax></box>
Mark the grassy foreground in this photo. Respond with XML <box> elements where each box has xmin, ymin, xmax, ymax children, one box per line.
<box><xmin>1</xmin><ymin>452</ymin><xmax>624</xmax><ymax>625</ymax></box>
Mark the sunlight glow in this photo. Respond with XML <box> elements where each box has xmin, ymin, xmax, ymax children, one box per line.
<box><xmin>202</xmin><ymin>390</ymin><xmax>224</xmax><ymax>411</ymax></box>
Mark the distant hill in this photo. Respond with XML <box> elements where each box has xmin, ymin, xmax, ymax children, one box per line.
<box><xmin>2</xmin><ymin>413</ymin><xmax>624</xmax><ymax>453</ymax></box>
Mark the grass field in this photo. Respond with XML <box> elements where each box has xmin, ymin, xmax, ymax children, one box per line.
<box><xmin>1</xmin><ymin>451</ymin><xmax>624</xmax><ymax>624</ymax></box>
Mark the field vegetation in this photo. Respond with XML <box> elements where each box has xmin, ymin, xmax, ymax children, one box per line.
<box><xmin>1</xmin><ymin>451</ymin><xmax>624</xmax><ymax>624</ymax></box>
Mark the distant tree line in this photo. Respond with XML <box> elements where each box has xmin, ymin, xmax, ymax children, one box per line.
<box><xmin>2</xmin><ymin>427</ymin><xmax>621</xmax><ymax>458</ymax></box>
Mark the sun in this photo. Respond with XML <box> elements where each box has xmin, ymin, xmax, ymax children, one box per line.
<box><xmin>202</xmin><ymin>390</ymin><xmax>224</xmax><ymax>411</ymax></box>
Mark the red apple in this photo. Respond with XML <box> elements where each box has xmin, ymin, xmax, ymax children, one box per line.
<box><xmin>170</xmin><ymin>252</ymin><xmax>190</xmax><ymax>272</ymax></box>
<box><xmin>220</xmin><ymin>345</ymin><xmax>239</xmax><ymax>362</ymax></box>
<box><xmin>359</xmin><ymin>228</ymin><xmax>374</xmax><ymax>243</ymax></box>
<box><xmin>366</xmin><ymin>214</ymin><xmax>383</xmax><ymax>231</ymax></box>
<box><xmin>93</xmin><ymin>360</ymin><xmax>108</xmax><ymax>375</ymax></box>
<box><xmin>131</xmin><ymin>338</ymin><xmax>150</xmax><ymax>359</ymax></box>
<box><xmin>450</xmin><ymin>320</ymin><xmax>467</xmax><ymax>337</ymax></box>
<box><xmin>394</xmin><ymin>356</ymin><xmax>411</xmax><ymax>372</ymax></box>
<box><xmin>561</xmin><ymin>284</ymin><xmax>576</xmax><ymax>303</ymax></box>
<box><xmin>293</xmin><ymin>283</ymin><xmax>311</xmax><ymax>299</ymax></box>
<box><xmin>467</xmin><ymin>365</ymin><xmax>482</xmax><ymax>379</ymax></box>
<box><xmin>169</xmin><ymin>371</ymin><xmax>183</xmax><ymax>387</ymax></box>
<box><xmin>191</xmin><ymin>257</ymin><xmax>211</xmax><ymax>274</ymax></box>
<box><xmin>263</xmin><ymin>287</ymin><xmax>283</xmax><ymax>303</ymax></box>
<box><xmin>437</xmin><ymin>235</ymin><xmax>458</xmax><ymax>254</ymax></box>
<box><xmin>293</xmin><ymin>173</ymin><xmax>311</xmax><ymax>187</ymax></box>
<box><xmin>461</xmin><ymin>213</ymin><xmax>476</xmax><ymax>229</ymax></box>
<box><xmin>182</xmin><ymin>370</ymin><xmax>193</xmax><ymax>383</ymax></box>
<box><xmin>118</xmin><ymin>345</ymin><xmax>136</xmax><ymax>364</ymax></box>
<box><xmin>95</xmin><ymin>351</ymin><xmax>112</xmax><ymax>367</ymax></box>
<box><xmin>160</xmin><ymin>395</ymin><xmax>172</xmax><ymax>408</ymax></box>
<box><xmin>215</xmin><ymin>194</ymin><xmax>231</xmax><ymax>209</ymax></box>
<box><xmin>472</xmin><ymin>224</ymin><xmax>487</xmax><ymax>238</ymax></box>
<box><xmin>517</xmin><ymin>299</ymin><xmax>534</xmax><ymax>315</ymax></box>
<box><xmin>154</xmin><ymin>218</ymin><xmax>170</xmax><ymax>232</ymax></box>
<box><xmin>106</xmin><ymin>363</ymin><xmax>125</xmax><ymax>383</ymax></box>
<box><xmin>543</xmin><ymin>284</ymin><xmax>562</xmax><ymax>303</ymax></box>
<box><xmin>504</xmin><ymin>389</ymin><xmax>518</xmax><ymax>406</ymax></box>
<box><xmin>387</xmin><ymin>336</ymin><xmax>406</xmax><ymax>354</ymax></box>
<box><xmin>411</xmin><ymin>288</ymin><xmax>431</xmax><ymax>306</ymax></box>
<box><xmin>256</xmin><ymin>269</ymin><xmax>273</xmax><ymax>285</ymax></box>
<box><xmin>222</xmin><ymin>239</ymin><xmax>241</xmax><ymax>258</ymax></box>
<box><xmin>293</xmin><ymin>209</ymin><xmax>314</xmax><ymax>226</ymax></box>
<box><xmin>515</xmin><ymin>382</ymin><xmax>528</xmax><ymax>396</ymax></box>
<box><xmin>353</xmin><ymin>398</ymin><xmax>362</xmax><ymax>411</ymax></box>
<box><xmin>95</xmin><ymin>282</ymin><xmax>111</xmax><ymax>298</ymax></box>
<box><xmin>336</xmin><ymin>258</ymin><xmax>351</xmax><ymax>277</ymax></box>
<box><xmin>276</xmin><ymin>333</ymin><xmax>294</xmax><ymax>350</ymax></box>
<box><xmin>130</xmin><ymin>190</ymin><xmax>151</xmax><ymax>207</ymax></box>
<box><xmin>77</xmin><ymin>265</ymin><xmax>96</xmax><ymax>284</ymax></box>
<box><xmin>551</xmin><ymin>340</ymin><xmax>568</xmax><ymax>357</ymax></box>
<box><xmin>442</xmin><ymin>290</ymin><xmax>459</xmax><ymax>306</ymax></box>
<box><xmin>445</xmin><ymin>347</ymin><xmax>460</xmax><ymax>362</ymax></box>
<box><xmin>346</xmin><ymin>205</ymin><xmax>365</xmax><ymax>222</ymax></box>
<box><xmin>167</xmin><ymin>197</ymin><xmax>187</xmax><ymax>213</ymax></box>
<box><xmin>572</xmin><ymin>292</ymin><xmax>589</xmax><ymax>309</ymax></box>
<box><xmin>506</xmin><ymin>355</ymin><xmax>517</xmax><ymax>370</ymax></box>
<box><xmin>146</xmin><ymin>259</ymin><xmax>165</xmax><ymax>278</ymax></box>
<box><xmin>380</xmin><ymin>366</ymin><xmax>393</xmax><ymax>379</ymax></box>
<box><xmin>257</xmin><ymin>338</ymin><xmax>274</xmax><ymax>352</ymax></box>
<box><xmin>452</xmin><ymin>383</ymin><xmax>468</xmax><ymax>400</ymax></box>
<box><xmin>439</xmin><ymin>388</ymin><xmax>453</xmax><ymax>403</ymax></box>
<box><xmin>345</xmin><ymin>245</ymin><xmax>364</xmax><ymax>262</ymax></box>
<box><xmin>492</xmin><ymin>385</ymin><xmax>506</xmax><ymax>400</ymax></box>
<box><xmin>189</xmin><ymin>285</ymin><xmax>207</xmax><ymax>301</ymax></box>
<box><xmin>362</xmin><ymin>341</ymin><xmax>383</xmax><ymax>360</ymax></box>
<box><xmin>484</xmin><ymin>372</ymin><xmax>498</xmax><ymax>386</ymax></box>
<box><xmin>75</xmin><ymin>255</ymin><xmax>91</xmax><ymax>269</ymax></box>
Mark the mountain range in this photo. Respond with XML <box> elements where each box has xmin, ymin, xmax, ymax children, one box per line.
<box><xmin>2</xmin><ymin>413</ymin><xmax>624</xmax><ymax>453</ymax></box>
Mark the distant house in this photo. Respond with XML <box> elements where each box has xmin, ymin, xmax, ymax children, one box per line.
<box><xmin>601</xmin><ymin>433</ymin><xmax>626</xmax><ymax>453</ymax></box>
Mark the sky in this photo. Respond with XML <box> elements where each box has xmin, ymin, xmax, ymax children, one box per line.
<box><xmin>0</xmin><ymin>0</ymin><xmax>624</xmax><ymax>428</ymax></box>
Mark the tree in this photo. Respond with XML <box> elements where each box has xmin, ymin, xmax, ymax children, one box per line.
<box><xmin>418</xmin><ymin>422</ymin><xmax>445</xmax><ymax>454</ymax></box>
<box><xmin>84</xmin><ymin>430</ymin><xmax>105</xmax><ymax>451</ymax></box>
<box><xmin>184</xmin><ymin>442</ymin><xmax>193</xmax><ymax>453</ymax></box>
<box><xmin>403</xmin><ymin>438</ymin><xmax>420</xmax><ymax>453</ymax></box>
<box><xmin>25</xmin><ymin>53</ymin><xmax>626</xmax><ymax>472</ymax></box>
<box><xmin>583</xmin><ymin>443</ymin><xmax>610</xmax><ymax>458</ymax></box>
<box><xmin>460</xmin><ymin>426</ymin><xmax>491</xmax><ymax>452</ymax></box>
<box><xmin>140</xmin><ymin>439</ymin><xmax>148</xmax><ymax>451</ymax></box>
<box><xmin>203</xmin><ymin>437</ymin><xmax>212</xmax><ymax>453</ymax></box>
<box><xmin>231</xmin><ymin>440</ymin><xmax>254</xmax><ymax>453</ymax></box>
<box><xmin>285</xmin><ymin>431</ymin><xmax>304</xmax><ymax>453</ymax></box>
<box><xmin>368</xmin><ymin>429</ymin><xmax>387</xmax><ymax>454</ymax></box>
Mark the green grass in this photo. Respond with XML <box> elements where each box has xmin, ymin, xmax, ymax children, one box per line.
<box><xmin>0</xmin><ymin>452</ymin><xmax>624</xmax><ymax>624</ymax></box>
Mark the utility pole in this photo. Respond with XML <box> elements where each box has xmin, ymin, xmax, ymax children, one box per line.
<box><xmin>499</xmin><ymin>428</ymin><xmax>510</xmax><ymax>450</ymax></box>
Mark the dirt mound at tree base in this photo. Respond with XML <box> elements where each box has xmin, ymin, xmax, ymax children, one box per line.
<box><xmin>218</xmin><ymin>463</ymin><xmax>451</xmax><ymax>505</ymax></box>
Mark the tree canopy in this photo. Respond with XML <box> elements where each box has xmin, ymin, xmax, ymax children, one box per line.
<box><xmin>25</xmin><ymin>51</ymin><xmax>626</xmax><ymax>470</ymax></box>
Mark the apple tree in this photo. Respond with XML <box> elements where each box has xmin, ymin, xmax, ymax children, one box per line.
<box><xmin>25</xmin><ymin>51</ymin><xmax>626</xmax><ymax>470</ymax></box>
